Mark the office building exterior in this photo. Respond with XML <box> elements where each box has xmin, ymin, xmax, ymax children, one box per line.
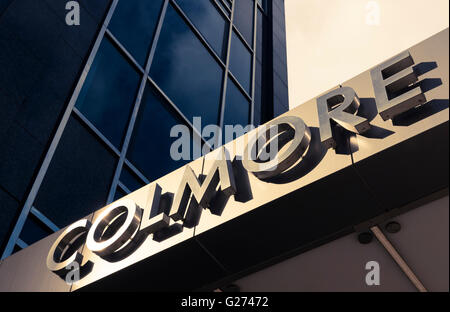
<box><xmin>0</xmin><ymin>0</ymin><xmax>289</xmax><ymax>258</ymax></box>
<box><xmin>0</xmin><ymin>1</ymin><xmax>448</xmax><ymax>292</ymax></box>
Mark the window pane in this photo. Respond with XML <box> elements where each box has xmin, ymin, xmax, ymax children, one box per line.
<box><xmin>233</xmin><ymin>0</ymin><xmax>254</xmax><ymax>46</ymax></box>
<box><xmin>114</xmin><ymin>187</ymin><xmax>127</xmax><ymax>201</ymax></box>
<box><xmin>127</xmin><ymin>83</ymin><xmax>198</xmax><ymax>182</ymax></box>
<box><xmin>34</xmin><ymin>116</ymin><xmax>117</xmax><ymax>228</ymax></box>
<box><xmin>256</xmin><ymin>9</ymin><xmax>264</xmax><ymax>63</ymax></box>
<box><xmin>12</xmin><ymin>245</ymin><xmax>22</xmax><ymax>254</ymax></box>
<box><xmin>223</xmin><ymin>78</ymin><xmax>250</xmax><ymax>143</ymax></box>
<box><xmin>108</xmin><ymin>0</ymin><xmax>164</xmax><ymax>65</ymax></box>
<box><xmin>216</xmin><ymin>0</ymin><xmax>231</xmax><ymax>17</ymax></box>
<box><xmin>255</xmin><ymin>59</ymin><xmax>262</xmax><ymax>90</ymax></box>
<box><xmin>20</xmin><ymin>216</ymin><xmax>53</xmax><ymax>245</ymax></box>
<box><xmin>120</xmin><ymin>166</ymin><xmax>145</xmax><ymax>192</ymax></box>
<box><xmin>254</xmin><ymin>60</ymin><xmax>263</xmax><ymax>125</ymax></box>
<box><xmin>75</xmin><ymin>37</ymin><xmax>141</xmax><ymax>148</ymax></box>
<box><xmin>150</xmin><ymin>4</ymin><xmax>224</xmax><ymax>129</ymax></box>
<box><xmin>176</xmin><ymin>0</ymin><xmax>228</xmax><ymax>60</ymax></box>
<box><xmin>223</xmin><ymin>0</ymin><xmax>232</xmax><ymax>10</ymax></box>
<box><xmin>254</xmin><ymin>10</ymin><xmax>265</xmax><ymax>126</ymax></box>
<box><xmin>229</xmin><ymin>31</ymin><xmax>252</xmax><ymax>95</ymax></box>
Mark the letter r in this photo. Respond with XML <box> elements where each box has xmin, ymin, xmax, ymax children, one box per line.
<box><xmin>317</xmin><ymin>87</ymin><xmax>370</xmax><ymax>149</ymax></box>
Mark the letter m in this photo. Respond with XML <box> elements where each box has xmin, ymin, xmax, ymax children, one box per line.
<box><xmin>169</xmin><ymin>147</ymin><xmax>237</xmax><ymax>222</ymax></box>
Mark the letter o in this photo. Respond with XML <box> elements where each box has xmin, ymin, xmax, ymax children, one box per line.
<box><xmin>242</xmin><ymin>116</ymin><xmax>311</xmax><ymax>179</ymax></box>
<box><xmin>86</xmin><ymin>199</ymin><xmax>142</xmax><ymax>257</ymax></box>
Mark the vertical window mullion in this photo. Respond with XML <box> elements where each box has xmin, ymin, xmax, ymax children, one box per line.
<box><xmin>251</xmin><ymin>0</ymin><xmax>258</xmax><ymax>125</ymax></box>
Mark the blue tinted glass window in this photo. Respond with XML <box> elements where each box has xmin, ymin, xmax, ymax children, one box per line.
<box><xmin>150</xmin><ymin>4</ymin><xmax>224</xmax><ymax>129</ymax></box>
<box><xmin>233</xmin><ymin>0</ymin><xmax>254</xmax><ymax>46</ymax></box>
<box><xmin>254</xmin><ymin>9</ymin><xmax>265</xmax><ymax>126</ymax></box>
<box><xmin>114</xmin><ymin>187</ymin><xmax>127</xmax><ymax>201</ymax></box>
<box><xmin>108</xmin><ymin>0</ymin><xmax>164</xmax><ymax>65</ymax></box>
<box><xmin>127</xmin><ymin>83</ymin><xmax>196</xmax><ymax>182</ymax></box>
<box><xmin>223</xmin><ymin>78</ymin><xmax>250</xmax><ymax>142</ymax></box>
<box><xmin>120</xmin><ymin>166</ymin><xmax>144</xmax><ymax>192</ymax></box>
<box><xmin>75</xmin><ymin>37</ymin><xmax>141</xmax><ymax>148</ymax></box>
<box><xmin>176</xmin><ymin>0</ymin><xmax>228</xmax><ymax>60</ymax></box>
<box><xmin>255</xmin><ymin>60</ymin><xmax>262</xmax><ymax>89</ymax></box>
<box><xmin>13</xmin><ymin>245</ymin><xmax>22</xmax><ymax>254</ymax></box>
<box><xmin>256</xmin><ymin>9</ymin><xmax>264</xmax><ymax>63</ymax></box>
<box><xmin>20</xmin><ymin>216</ymin><xmax>53</xmax><ymax>245</ymax></box>
<box><xmin>223</xmin><ymin>0</ymin><xmax>232</xmax><ymax>10</ymax></box>
<box><xmin>229</xmin><ymin>31</ymin><xmax>252</xmax><ymax>95</ymax></box>
<box><xmin>254</xmin><ymin>60</ymin><xmax>263</xmax><ymax>123</ymax></box>
<box><xmin>216</xmin><ymin>0</ymin><xmax>231</xmax><ymax>17</ymax></box>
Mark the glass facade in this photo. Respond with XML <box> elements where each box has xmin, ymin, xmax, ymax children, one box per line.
<box><xmin>223</xmin><ymin>78</ymin><xmax>251</xmax><ymax>143</ymax></box>
<box><xmin>149</xmin><ymin>3</ymin><xmax>224</xmax><ymax>129</ymax></box>
<box><xmin>74</xmin><ymin>37</ymin><xmax>141</xmax><ymax>148</ymax></box>
<box><xmin>229</xmin><ymin>30</ymin><xmax>253</xmax><ymax>95</ymax></box>
<box><xmin>4</xmin><ymin>0</ymin><xmax>279</xmax><ymax>257</ymax></box>
<box><xmin>108</xmin><ymin>0</ymin><xmax>164</xmax><ymax>65</ymax></box>
<box><xmin>75</xmin><ymin>0</ymin><xmax>267</xmax><ymax>203</ymax></box>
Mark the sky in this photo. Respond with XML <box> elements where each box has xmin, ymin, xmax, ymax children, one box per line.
<box><xmin>284</xmin><ymin>0</ymin><xmax>450</xmax><ymax>108</ymax></box>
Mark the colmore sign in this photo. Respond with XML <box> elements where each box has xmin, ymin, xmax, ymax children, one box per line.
<box><xmin>46</xmin><ymin>50</ymin><xmax>439</xmax><ymax>281</ymax></box>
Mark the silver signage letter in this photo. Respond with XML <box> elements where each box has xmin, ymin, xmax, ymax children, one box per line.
<box><xmin>370</xmin><ymin>51</ymin><xmax>426</xmax><ymax>121</ymax></box>
<box><xmin>169</xmin><ymin>147</ymin><xmax>236</xmax><ymax>221</ymax></box>
<box><xmin>140</xmin><ymin>183</ymin><xmax>171</xmax><ymax>234</ymax></box>
<box><xmin>47</xmin><ymin>219</ymin><xmax>91</xmax><ymax>278</ymax></box>
<box><xmin>243</xmin><ymin>116</ymin><xmax>311</xmax><ymax>179</ymax></box>
<box><xmin>86</xmin><ymin>199</ymin><xmax>142</xmax><ymax>258</ymax></box>
<box><xmin>317</xmin><ymin>87</ymin><xmax>370</xmax><ymax>149</ymax></box>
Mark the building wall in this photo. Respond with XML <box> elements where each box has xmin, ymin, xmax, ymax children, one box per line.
<box><xmin>0</xmin><ymin>0</ymin><xmax>112</xmax><ymax>253</ymax></box>
<box><xmin>0</xmin><ymin>0</ymin><xmax>289</xmax><ymax>258</ymax></box>
<box><xmin>271</xmin><ymin>0</ymin><xmax>289</xmax><ymax>117</ymax></box>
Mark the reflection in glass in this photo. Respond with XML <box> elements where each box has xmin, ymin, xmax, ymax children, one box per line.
<box><xmin>75</xmin><ymin>37</ymin><xmax>141</xmax><ymax>148</ymax></box>
<box><xmin>176</xmin><ymin>0</ymin><xmax>228</xmax><ymax>60</ymax></box>
<box><xmin>150</xmin><ymin>4</ymin><xmax>224</xmax><ymax>129</ymax></box>
<box><xmin>108</xmin><ymin>0</ymin><xmax>164</xmax><ymax>65</ymax></box>
<box><xmin>229</xmin><ymin>31</ymin><xmax>252</xmax><ymax>95</ymax></box>
<box><xmin>233</xmin><ymin>0</ymin><xmax>254</xmax><ymax>46</ymax></box>
<box><xmin>223</xmin><ymin>78</ymin><xmax>250</xmax><ymax>143</ymax></box>
<box><xmin>128</xmin><ymin>83</ymin><xmax>197</xmax><ymax>182</ymax></box>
